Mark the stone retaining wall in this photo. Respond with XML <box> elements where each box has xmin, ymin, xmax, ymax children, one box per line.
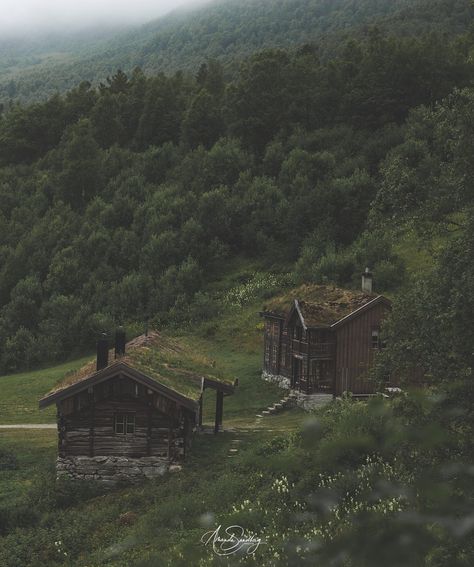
<box><xmin>261</xmin><ymin>371</ymin><xmax>290</xmax><ymax>389</ymax></box>
<box><xmin>293</xmin><ymin>391</ymin><xmax>333</xmax><ymax>411</ymax></box>
<box><xmin>57</xmin><ymin>455</ymin><xmax>170</xmax><ymax>486</ymax></box>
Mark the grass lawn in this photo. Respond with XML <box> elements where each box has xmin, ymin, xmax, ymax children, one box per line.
<box><xmin>0</xmin><ymin>356</ymin><xmax>92</xmax><ymax>425</ymax></box>
<box><xmin>0</xmin><ymin>282</ymin><xmax>312</xmax><ymax>566</ymax></box>
<box><xmin>0</xmin><ymin>429</ymin><xmax>56</xmax><ymax>508</ymax></box>
<box><xmin>0</xmin><ymin>415</ymin><xmax>301</xmax><ymax>566</ymax></box>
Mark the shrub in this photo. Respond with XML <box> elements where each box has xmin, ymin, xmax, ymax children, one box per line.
<box><xmin>310</xmin><ymin>247</ymin><xmax>356</xmax><ymax>287</ymax></box>
<box><xmin>222</xmin><ymin>272</ymin><xmax>293</xmax><ymax>308</ymax></box>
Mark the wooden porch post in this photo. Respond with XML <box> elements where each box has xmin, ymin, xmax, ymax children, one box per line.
<box><xmin>305</xmin><ymin>355</ymin><xmax>310</xmax><ymax>395</ymax></box>
<box><xmin>57</xmin><ymin>404</ymin><xmax>66</xmax><ymax>458</ymax></box>
<box><xmin>199</xmin><ymin>394</ymin><xmax>203</xmax><ymax>428</ymax></box>
<box><xmin>214</xmin><ymin>391</ymin><xmax>223</xmax><ymax>434</ymax></box>
<box><xmin>88</xmin><ymin>388</ymin><xmax>95</xmax><ymax>457</ymax></box>
<box><xmin>276</xmin><ymin>320</ymin><xmax>282</xmax><ymax>375</ymax></box>
<box><xmin>147</xmin><ymin>405</ymin><xmax>153</xmax><ymax>457</ymax></box>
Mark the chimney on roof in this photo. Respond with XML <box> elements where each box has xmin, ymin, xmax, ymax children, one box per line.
<box><xmin>362</xmin><ymin>267</ymin><xmax>373</xmax><ymax>293</ymax></box>
<box><xmin>96</xmin><ymin>335</ymin><xmax>109</xmax><ymax>371</ymax></box>
<box><xmin>114</xmin><ymin>328</ymin><xmax>126</xmax><ymax>359</ymax></box>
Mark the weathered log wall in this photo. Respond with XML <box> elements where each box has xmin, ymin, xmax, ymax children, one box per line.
<box><xmin>57</xmin><ymin>375</ymin><xmax>195</xmax><ymax>465</ymax></box>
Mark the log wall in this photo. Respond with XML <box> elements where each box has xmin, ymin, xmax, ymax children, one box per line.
<box><xmin>58</xmin><ymin>375</ymin><xmax>194</xmax><ymax>461</ymax></box>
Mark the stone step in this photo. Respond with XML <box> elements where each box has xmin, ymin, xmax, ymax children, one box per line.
<box><xmin>274</xmin><ymin>403</ymin><xmax>283</xmax><ymax>410</ymax></box>
<box><xmin>262</xmin><ymin>410</ymin><xmax>270</xmax><ymax>416</ymax></box>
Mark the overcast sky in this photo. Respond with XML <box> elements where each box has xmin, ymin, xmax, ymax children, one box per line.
<box><xmin>1</xmin><ymin>0</ymin><xmax>202</xmax><ymax>34</ymax></box>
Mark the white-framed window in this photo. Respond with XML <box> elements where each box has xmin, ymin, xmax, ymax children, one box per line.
<box><xmin>371</xmin><ymin>329</ymin><xmax>380</xmax><ymax>349</ymax></box>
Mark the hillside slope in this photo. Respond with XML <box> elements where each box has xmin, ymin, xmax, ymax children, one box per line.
<box><xmin>1</xmin><ymin>0</ymin><xmax>472</xmax><ymax>102</ymax></box>
<box><xmin>0</xmin><ymin>24</ymin><xmax>472</xmax><ymax>373</ymax></box>
<box><xmin>0</xmin><ymin>269</ymin><xmax>472</xmax><ymax>565</ymax></box>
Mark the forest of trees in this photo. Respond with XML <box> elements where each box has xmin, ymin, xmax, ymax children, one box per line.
<box><xmin>0</xmin><ymin>0</ymin><xmax>472</xmax><ymax>103</ymax></box>
<box><xmin>0</xmin><ymin>23</ymin><xmax>474</xmax><ymax>372</ymax></box>
<box><xmin>1</xmin><ymin>3</ymin><xmax>474</xmax><ymax>564</ymax></box>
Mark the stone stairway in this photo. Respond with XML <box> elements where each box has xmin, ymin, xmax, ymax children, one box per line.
<box><xmin>256</xmin><ymin>392</ymin><xmax>297</xmax><ymax>418</ymax></box>
<box><xmin>227</xmin><ymin>438</ymin><xmax>242</xmax><ymax>458</ymax></box>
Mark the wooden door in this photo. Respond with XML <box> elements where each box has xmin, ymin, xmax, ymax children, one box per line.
<box><xmin>291</xmin><ymin>357</ymin><xmax>301</xmax><ymax>389</ymax></box>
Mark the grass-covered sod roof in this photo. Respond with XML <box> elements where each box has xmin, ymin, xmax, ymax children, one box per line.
<box><xmin>262</xmin><ymin>284</ymin><xmax>378</xmax><ymax>327</ymax></box>
<box><xmin>46</xmin><ymin>331</ymin><xmax>234</xmax><ymax>402</ymax></box>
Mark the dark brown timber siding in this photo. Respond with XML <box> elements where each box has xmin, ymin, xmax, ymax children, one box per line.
<box><xmin>58</xmin><ymin>375</ymin><xmax>184</xmax><ymax>459</ymax></box>
<box><xmin>334</xmin><ymin>302</ymin><xmax>390</xmax><ymax>396</ymax></box>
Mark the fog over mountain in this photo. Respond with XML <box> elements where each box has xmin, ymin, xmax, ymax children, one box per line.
<box><xmin>1</xmin><ymin>0</ymin><xmax>205</xmax><ymax>35</ymax></box>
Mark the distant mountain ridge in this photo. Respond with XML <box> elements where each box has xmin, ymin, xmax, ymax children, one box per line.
<box><xmin>1</xmin><ymin>0</ymin><xmax>472</xmax><ymax>103</ymax></box>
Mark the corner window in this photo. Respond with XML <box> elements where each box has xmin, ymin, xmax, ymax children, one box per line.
<box><xmin>115</xmin><ymin>414</ymin><xmax>135</xmax><ymax>435</ymax></box>
<box><xmin>272</xmin><ymin>345</ymin><xmax>278</xmax><ymax>365</ymax></box>
<box><xmin>264</xmin><ymin>344</ymin><xmax>270</xmax><ymax>364</ymax></box>
<box><xmin>371</xmin><ymin>329</ymin><xmax>380</xmax><ymax>349</ymax></box>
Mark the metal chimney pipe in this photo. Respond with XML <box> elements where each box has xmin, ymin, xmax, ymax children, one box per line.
<box><xmin>114</xmin><ymin>328</ymin><xmax>126</xmax><ymax>359</ymax></box>
<box><xmin>361</xmin><ymin>267</ymin><xmax>373</xmax><ymax>293</ymax></box>
<box><xmin>96</xmin><ymin>335</ymin><xmax>109</xmax><ymax>371</ymax></box>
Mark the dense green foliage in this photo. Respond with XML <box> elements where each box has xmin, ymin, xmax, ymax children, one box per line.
<box><xmin>0</xmin><ymin>25</ymin><xmax>474</xmax><ymax>372</ymax></box>
<box><xmin>1</xmin><ymin>0</ymin><xmax>472</xmax><ymax>103</ymax></box>
<box><xmin>373</xmin><ymin>87</ymin><xmax>474</xmax><ymax>382</ymax></box>
<box><xmin>0</xmin><ymin>228</ymin><xmax>470</xmax><ymax>565</ymax></box>
<box><xmin>0</xmin><ymin>27</ymin><xmax>120</xmax><ymax>77</ymax></box>
<box><xmin>1</xmin><ymin>3</ymin><xmax>474</xmax><ymax>565</ymax></box>
<box><xmin>0</xmin><ymin>372</ymin><xmax>472</xmax><ymax>565</ymax></box>
<box><xmin>2</xmin><ymin>87</ymin><xmax>474</xmax><ymax>559</ymax></box>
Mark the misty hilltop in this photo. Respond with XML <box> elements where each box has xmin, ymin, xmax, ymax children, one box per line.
<box><xmin>1</xmin><ymin>0</ymin><xmax>473</xmax><ymax>103</ymax></box>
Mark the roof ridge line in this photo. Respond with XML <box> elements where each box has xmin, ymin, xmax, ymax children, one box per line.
<box><xmin>330</xmin><ymin>295</ymin><xmax>390</xmax><ymax>328</ymax></box>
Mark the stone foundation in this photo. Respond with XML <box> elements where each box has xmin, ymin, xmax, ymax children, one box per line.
<box><xmin>293</xmin><ymin>391</ymin><xmax>333</xmax><ymax>412</ymax></box>
<box><xmin>57</xmin><ymin>455</ymin><xmax>170</xmax><ymax>485</ymax></box>
<box><xmin>261</xmin><ymin>371</ymin><xmax>290</xmax><ymax>389</ymax></box>
<box><xmin>261</xmin><ymin>373</ymin><xmax>334</xmax><ymax>410</ymax></box>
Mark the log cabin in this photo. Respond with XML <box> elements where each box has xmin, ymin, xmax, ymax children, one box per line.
<box><xmin>261</xmin><ymin>270</ymin><xmax>393</xmax><ymax>408</ymax></box>
<box><xmin>39</xmin><ymin>331</ymin><xmax>236</xmax><ymax>484</ymax></box>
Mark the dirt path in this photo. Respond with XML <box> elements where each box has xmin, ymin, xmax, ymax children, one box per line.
<box><xmin>0</xmin><ymin>424</ymin><xmax>56</xmax><ymax>429</ymax></box>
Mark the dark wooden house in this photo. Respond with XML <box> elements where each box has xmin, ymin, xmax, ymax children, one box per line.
<box><xmin>261</xmin><ymin>276</ymin><xmax>392</xmax><ymax>398</ymax></box>
<box><xmin>39</xmin><ymin>331</ymin><xmax>235</xmax><ymax>484</ymax></box>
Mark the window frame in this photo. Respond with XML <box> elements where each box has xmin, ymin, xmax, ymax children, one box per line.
<box><xmin>271</xmin><ymin>344</ymin><xmax>278</xmax><ymax>365</ymax></box>
<box><xmin>114</xmin><ymin>413</ymin><xmax>136</xmax><ymax>435</ymax></box>
<box><xmin>371</xmin><ymin>328</ymin><xmax>380</xmax><ymax>350</ymax></box>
